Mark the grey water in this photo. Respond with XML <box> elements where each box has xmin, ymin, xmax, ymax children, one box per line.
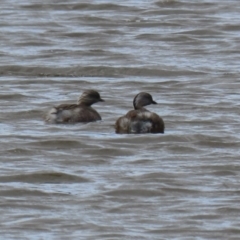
<box><xmin>1</xmin><ymin>0</ymin><xmax>240</xmax><ymax>239</ymax></box>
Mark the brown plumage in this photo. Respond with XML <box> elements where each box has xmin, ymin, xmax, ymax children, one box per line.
<box><xmin>45</xmin><ymin>90</ymin><xmax>104</xmax><ymax>123</ymax></box>
<box><xmin>115</xmin><ymin>92</ymin><xmax>164</xmax><ymax>134</ymax></box>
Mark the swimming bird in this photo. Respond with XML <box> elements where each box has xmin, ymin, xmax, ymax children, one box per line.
<box><xmin>45</xmin><ymin>90</ymin><xmax>104</xmax><ymax>123</ymax></box>
<box><xmin>115</xmin><ymin>92</ymin><xmax>164</xmax><ymax>134</ymax></box>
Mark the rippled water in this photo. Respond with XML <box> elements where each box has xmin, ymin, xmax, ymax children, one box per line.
<box><xmin>1</xmin><ymin>0</ymin><xmax>240</xmax><ymax>239</ymax></box>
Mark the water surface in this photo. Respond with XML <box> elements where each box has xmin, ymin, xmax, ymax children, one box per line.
<box><xmin>1</xmin><ymin>0</ymin><xmax>240</xmax><ymax>239</ymax></box>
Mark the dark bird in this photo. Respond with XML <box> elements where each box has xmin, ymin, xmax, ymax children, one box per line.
<box><xmin>115</xmin><ymin>92</ymin><xmax>164</xmax><ymax>134</ymax></box>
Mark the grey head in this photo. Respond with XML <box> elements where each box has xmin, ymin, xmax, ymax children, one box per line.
<box><xmin>133</xmin><ymin>92</ymin><xmax>157</xmax><ymax>110</ymax></box>
<box><xmin>78</xmin><ymin>90</ymin><xmax>104</xmax><ymax>106</ymax></box>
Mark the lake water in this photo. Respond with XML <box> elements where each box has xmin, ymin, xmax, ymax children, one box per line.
<box><xmin>1</xmin><ymin>0</ymin><xmax>240</xmax><ymax>239</ymax></box>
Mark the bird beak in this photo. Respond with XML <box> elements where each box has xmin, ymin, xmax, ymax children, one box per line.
<box><xmin>152</xmin><ymin>100</ymin><xmax>157</xmax><ymax>104</ymax></box>
<box><xmin>99</xmin><ymin>98</ymin><xmax>104</xmax><ymax>102</ymax></box>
